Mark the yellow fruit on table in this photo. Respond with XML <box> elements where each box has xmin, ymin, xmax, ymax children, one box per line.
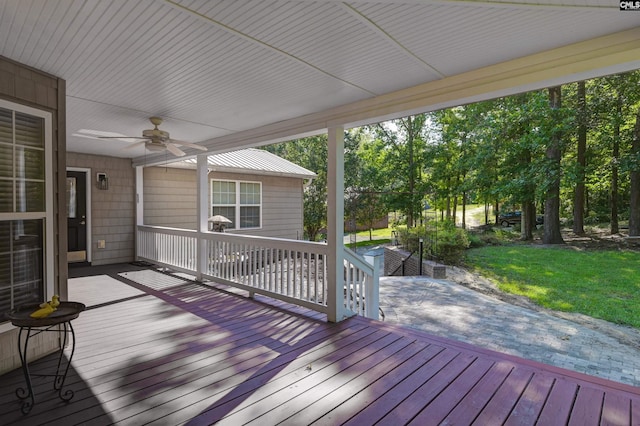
<box><xmin>50</xmin><ymin>295</ymin><xmax>60</xmax><ymax>309</ymax></box>
<box><xmin>30</xmin><ymin>303</ymin><xmax>55</xmax><ymax>319</ymax></box>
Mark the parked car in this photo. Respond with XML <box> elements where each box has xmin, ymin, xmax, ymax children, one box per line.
<box><xmin>499</xmin><ymin>211</ymin><xmax>521</xmax><ymax>227</ymax></box>
<box><xmin>498</xmin><ymin>211</ymin><xmax>544</xmax><ymax>227</ymax></box>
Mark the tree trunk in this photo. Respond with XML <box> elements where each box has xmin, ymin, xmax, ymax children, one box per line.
<box><xmin>573</xmin><ymin>81</ymin><xmax>586</xmax><ymax>235</ymax></box>
<box><xmin>521</xmin><ymin>200</ymin><xmax>535</xmax><ymax>240</ymax></box>
<box><xmin>484</xmin><ymin>201</ymin><xmax>489</xmax><ymax>225</ymax></box>
<box><xmin>543</xmin><ymin>86</ymin><xmax>565</xmax><ymax>244</ymax></box>
<box><xmin>630</xmin><ymin>107</ymin><xmax>640</xmax><ymax>236</ymax></box>
<box><xmin>521</xmin><ymin>150</ymin><xmax>534</xmax><ymax>241</ymax></box>
<box><xmin>461</xmin><ymin>190</ymin><xmax>467</xmax><ymax>229</ymax></box>
<box><xmin>445</xmin><ymin>182</ymin><xmax>451</xmax><ymax>220</ymax></box>
<box><xmin>611</xmin><ymin>94</ymin><xmax>621</xmax><ymax>234</ymax></box>
<box><xmin>452</xmin><ymin>195</ymin><xmax>458</xmax><ymax>224</ymax></box>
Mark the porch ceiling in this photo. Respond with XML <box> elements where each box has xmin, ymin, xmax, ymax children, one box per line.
<box><xmin>0</xmin><ymin>1</ymin><xmax>639</xmax><ymax>165</ymax></box>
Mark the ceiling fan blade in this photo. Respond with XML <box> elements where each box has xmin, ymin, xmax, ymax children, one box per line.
<box><xmin>165</xmin><ymin>143</ymin><xmax>186</xmax><ymax>157</ymax></box>
<box><xmin>123</xmin><ymin>141</ymin><xmax>148</xmax><ymax>150</ymax></box>
<box><xmin>169</xmin><ymin>139</ymin><xmax>208</xmax><ymax>151</ymax></box>
<box><xmin>99</xmin><ymin>137</ymin><xmax>149</xmax><ymax>142</ymax></box>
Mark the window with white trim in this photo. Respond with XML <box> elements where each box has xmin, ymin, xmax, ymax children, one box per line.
<box><xmin>211</xmin><ymin>180</ymin><xmax>261</xmax><ymax>229</ymax></box>
<box><xmin>0</xmin><ymin>102</ymin><xmax>52</xmax><ymax>323</ymax></box>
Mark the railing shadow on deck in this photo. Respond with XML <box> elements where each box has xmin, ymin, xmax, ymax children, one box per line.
<box><xmin>95</xmin><ymin>268</ymin><xmax>352</xmax><ymax>423</ymax></box>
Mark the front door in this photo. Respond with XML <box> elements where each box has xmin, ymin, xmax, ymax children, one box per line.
<box><xmin>67</xmin><ymin>170</ymin><xmax>87</xmax><ymax>262</ymax></box>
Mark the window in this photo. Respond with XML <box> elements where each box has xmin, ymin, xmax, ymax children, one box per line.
<box><xmin>0</xmin><ymin>102</ymin><xmax>52</xmax><ymax>323</ymax></box>
<box><xmin>211</xmin><ymin>180</ymin><xmax>261</xmax><ymax>229</ymax></box>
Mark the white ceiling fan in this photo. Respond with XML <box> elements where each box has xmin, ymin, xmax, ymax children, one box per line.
<box><xmin>99</xmin><ymin>117</ymin><xmax>208</xmax><ymax>157</ymax></box>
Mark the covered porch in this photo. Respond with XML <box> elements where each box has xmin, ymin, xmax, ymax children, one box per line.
<box><xmin>2</xmin><ymin>2</ymin><xmax>640</xmax><ymax>423</ymax></box>
<box><xmin>1</xmin><ymin>263</ymin><xmax>639</xmax><ymax>425</ymax></box>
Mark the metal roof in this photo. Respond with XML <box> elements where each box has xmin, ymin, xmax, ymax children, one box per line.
<box><xmin>175</xmin><ymin>148</ymin><xmax>317</xmax><ymax>179</ymax></box>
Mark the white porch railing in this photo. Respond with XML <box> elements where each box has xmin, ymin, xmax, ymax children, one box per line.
<box><xmin>343</xmin><ymin>247</ymin><xmax>380</xmax><ymax>319</ymax></box>
<box><xmin>136</xmin><ymin>225</ymin><xmax>380</xmax><ymax>320</ymax></box>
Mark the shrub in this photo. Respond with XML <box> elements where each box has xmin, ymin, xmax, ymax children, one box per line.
<box><xmin>467</xmin><ymin>232</ymin><xmax>484</xmax><ymax>248</ymax></box>
<box><xmin>396</xmin><ymin>220</ymin><xmax>470</xmax><ymax>265</ymax></box>
<box><xmin>465</xmin><ymin>225</ymin><xmax>523</xmax><ymax>248</ymax></box>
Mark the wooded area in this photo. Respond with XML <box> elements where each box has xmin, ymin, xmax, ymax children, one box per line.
<box><xmin>266</xmin><ymin>70</ymin><xmax>640</xmax><ymax>242</ymax></box>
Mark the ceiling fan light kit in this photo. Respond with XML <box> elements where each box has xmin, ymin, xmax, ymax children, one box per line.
<box><xmin>99</xmin><ymin>117</ymin><xmax>207</xmax><ymax>157</ymax></box>
<box><xmin>144</xmin><ymin>142</ymin><xmax>167</xmax><ymax>152</ymax></box>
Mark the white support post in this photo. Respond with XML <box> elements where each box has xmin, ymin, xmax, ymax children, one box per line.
<box><xmin>196</xmin><ymin>154</ymin><xmax>209</xmax><ymax>281</ymax></box>
<box><xmin>135</xmin><ymin>166</ymin><xmax>144</xmax><ymax>260</ymax></box>
<box><xmin>365</xmin><ymin>256</ymin><xmax>380</xmax><ymax>320</ymax></box>
<box><xmin>327</xmin><ymin>125</ymin><xmax>347</xmax><ymax>322</ymax></box>
<box><xmin>135</xmin><ymin>166</ymin><xmax>144</xmax><ymax>226</ymax></box>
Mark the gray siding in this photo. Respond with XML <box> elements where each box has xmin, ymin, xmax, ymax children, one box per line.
<box><xmin>144</xmin><ymin>167</ymin><xmax>197</xmax><ymax>229</ymax></box>
<box><xmin>144</xmin><ymin>167</ymin><xmax>305</xmax><ymax>240</ymax></box>
<box><xmin>67</xmin><ymin>153</ymin><xmax>136</xmax><ymax>265</ymax></box>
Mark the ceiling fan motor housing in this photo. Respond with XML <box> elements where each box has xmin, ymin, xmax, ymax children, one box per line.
<box><xmin>143</xmin><ymin>128</ymin><xmax>170</xmax><ymax>140</ymax></box>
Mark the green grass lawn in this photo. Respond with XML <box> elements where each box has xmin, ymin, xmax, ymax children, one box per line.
<box><xmin>350</xmin><ymin>227</ymin><xmax>395</xmax><ymax>239</ymax></box>
<box><xmin>465</xmin><ymin>246</ymin><xmax>640</xmax><ymax>328</ymax></box>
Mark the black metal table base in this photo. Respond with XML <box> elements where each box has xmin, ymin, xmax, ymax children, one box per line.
<box><xmin>14</xmin><ymin>321</ymin><xmax>77</xmax><ymax>415</ymax></box>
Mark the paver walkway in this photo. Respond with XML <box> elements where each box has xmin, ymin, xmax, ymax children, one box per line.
<box><xmin>379</xmin><ymin>275</ymin><xmax>640</xmax><ymax>387</ymax></box>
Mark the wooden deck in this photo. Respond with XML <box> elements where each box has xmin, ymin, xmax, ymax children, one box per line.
<box><xmin>1</xmin><ymin>267</ymin><xmax>640</xmax><ymax>425</ymax></box>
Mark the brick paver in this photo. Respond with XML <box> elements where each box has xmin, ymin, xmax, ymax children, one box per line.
<box><xmin>379</xmin><ymin>275</ymin><xmax>640</xmax><ymax>387</ymax></box>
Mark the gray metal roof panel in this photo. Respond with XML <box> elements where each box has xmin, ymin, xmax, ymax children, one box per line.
<box><xmin>177</xmin><ymin>148</ymin><xmax>317</xmax><ymax>179</ymax></box>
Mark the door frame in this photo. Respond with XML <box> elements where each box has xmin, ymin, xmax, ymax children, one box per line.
<box><xmin>66</xmin><ymin>167</ymin><xmax>92</xmax><ymax>263</ymax></box>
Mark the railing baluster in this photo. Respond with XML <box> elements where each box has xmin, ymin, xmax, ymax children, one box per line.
<box><xmin>292</xmin><ymin>251</ymin><xmax>297</xmax><ymax>298</ymax></box>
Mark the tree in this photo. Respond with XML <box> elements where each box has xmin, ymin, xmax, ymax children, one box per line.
<box><xmin>629</xmin><ymin>107</ymin><xmax>640</xmax><ymax>236</ymax></box>
<box><xmin>543</xmin><ymin>86</ymin><xmax>565</xmax><ymax>244</ymax></box>
<box><xmin>573</xmin><ymin>81</ymin><xmax>587</xmax><ymax>235</ymax></box>
<box><xmin>368</xmin><ymin>115</ymin><xmax>429</xmax><ymax>227</ymax></box>
<box><xmin>344</xmin><ymin>187</ymin><xmax>388</xmax><ymax>240</ymax></box>
<box><xmin>344</xmin><ymin>130</ymin><xmax>392</xmax><ymax>238</ymax></box>
<box><xmin>589</xmin><ymin>73</ymin><xmax>640</xmax><ymax>234</ymax></box>
<box><xmin>490</xmin><ymin>92</ymin><xmax>548</xmax><ymax>240</ymax></box>
<box><xmin>264</xmin><ymin>135</ymin><xmax>328</xmax><ymax>241</ymax></box>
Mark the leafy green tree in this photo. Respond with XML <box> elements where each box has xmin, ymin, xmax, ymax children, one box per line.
<box><xmin>367</xmin><ymin>115</ymin><xmax>429</xmax><ymax>227</ymax></box>
<box><xmin>573</xmin><ymin>81</ymin><xmax>587</xmax><ymax>234</ymax></box>
<box><xmin>343</xmin><ymin>129</ymin><xmax>392</xmax><ymax>238</ymax></box>
<box><xmin>543</xmin><ymin>86</ymin><xmax>566</xmax><ymax>244</ymax></box>
<box><xmin>631</xmin><ymin>107</ymin><xmax>640</xmax><ymax>236</ymax></box>
<box><xmin>589</xmin><ymin>72</ymin><xmax>640</xmax><ymax>233</ymax></box>
<box><xmin>489</xmin><ymin>92</ymin><xmax>549</xmax><ymax>239</ymax></box>
<box><xmin>264</xmin><ymin>135</ymin><xmax>328</xmax><ymax>241</ymax></box>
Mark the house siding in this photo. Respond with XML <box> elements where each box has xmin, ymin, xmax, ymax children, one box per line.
<box><xmin>0</xmin><ymin>56</ymin><xmax>66</xmax><ymax>374</ymax></box>
<box><xmin>144</xmin><ymin>167</ymin><xmax>305</xmax><ymax>240</ymax></box>
<box><xmin>144</xmin><ymin>167</ymin><xmax>198</xmax><ymax>229</ymax></box>
<box><xmin>67</xmin><ymin>153</ymin><xmax>135</xmax><ymax>265</ymax></box>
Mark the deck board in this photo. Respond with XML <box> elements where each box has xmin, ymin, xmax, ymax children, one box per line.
<box><xmin>438</xmin><ymin>360</ymin><xmax>514</xmax><ymax>424</ymax></box>
<box><xmin>1</xmin><ymin>268</ymin><xmax>640</xmax><ymax>425</ymax></box>
<box><xmin>504</xmin><ymin>373</ymin><xmax>555</xmax><ymax>425</ymax></box>
<box><xmin>309</xmin><ymin>343</ymin><xmax>445</xmax><ymax>426</ymax></box>
<box><xmin>409</xmin><ymin>357</ymin><xmax>495</xmax><ymax>425</ymax></box>
<box><xmin>536</xmin><ymin>379</ymin><xmax>578</xmax><ymax>425</ymax></box>
<box><xmin>471</xmin><ymin>367</ymin><xmax>534</xmax><ymax>425</ymax></box>
<box><xmin>567</xmin><ymin>386</ymin><xmax>605</xmax><ymax>426</ymax></box>
<box><xmin>601</xmin><ymin>393</ymin><xmax>632</xmax><ymax>426</ymax></box>
<box><xmin>281</xmin><ymin>342</ymin><xmax>435</xmax><ymax>425</ymax></box>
